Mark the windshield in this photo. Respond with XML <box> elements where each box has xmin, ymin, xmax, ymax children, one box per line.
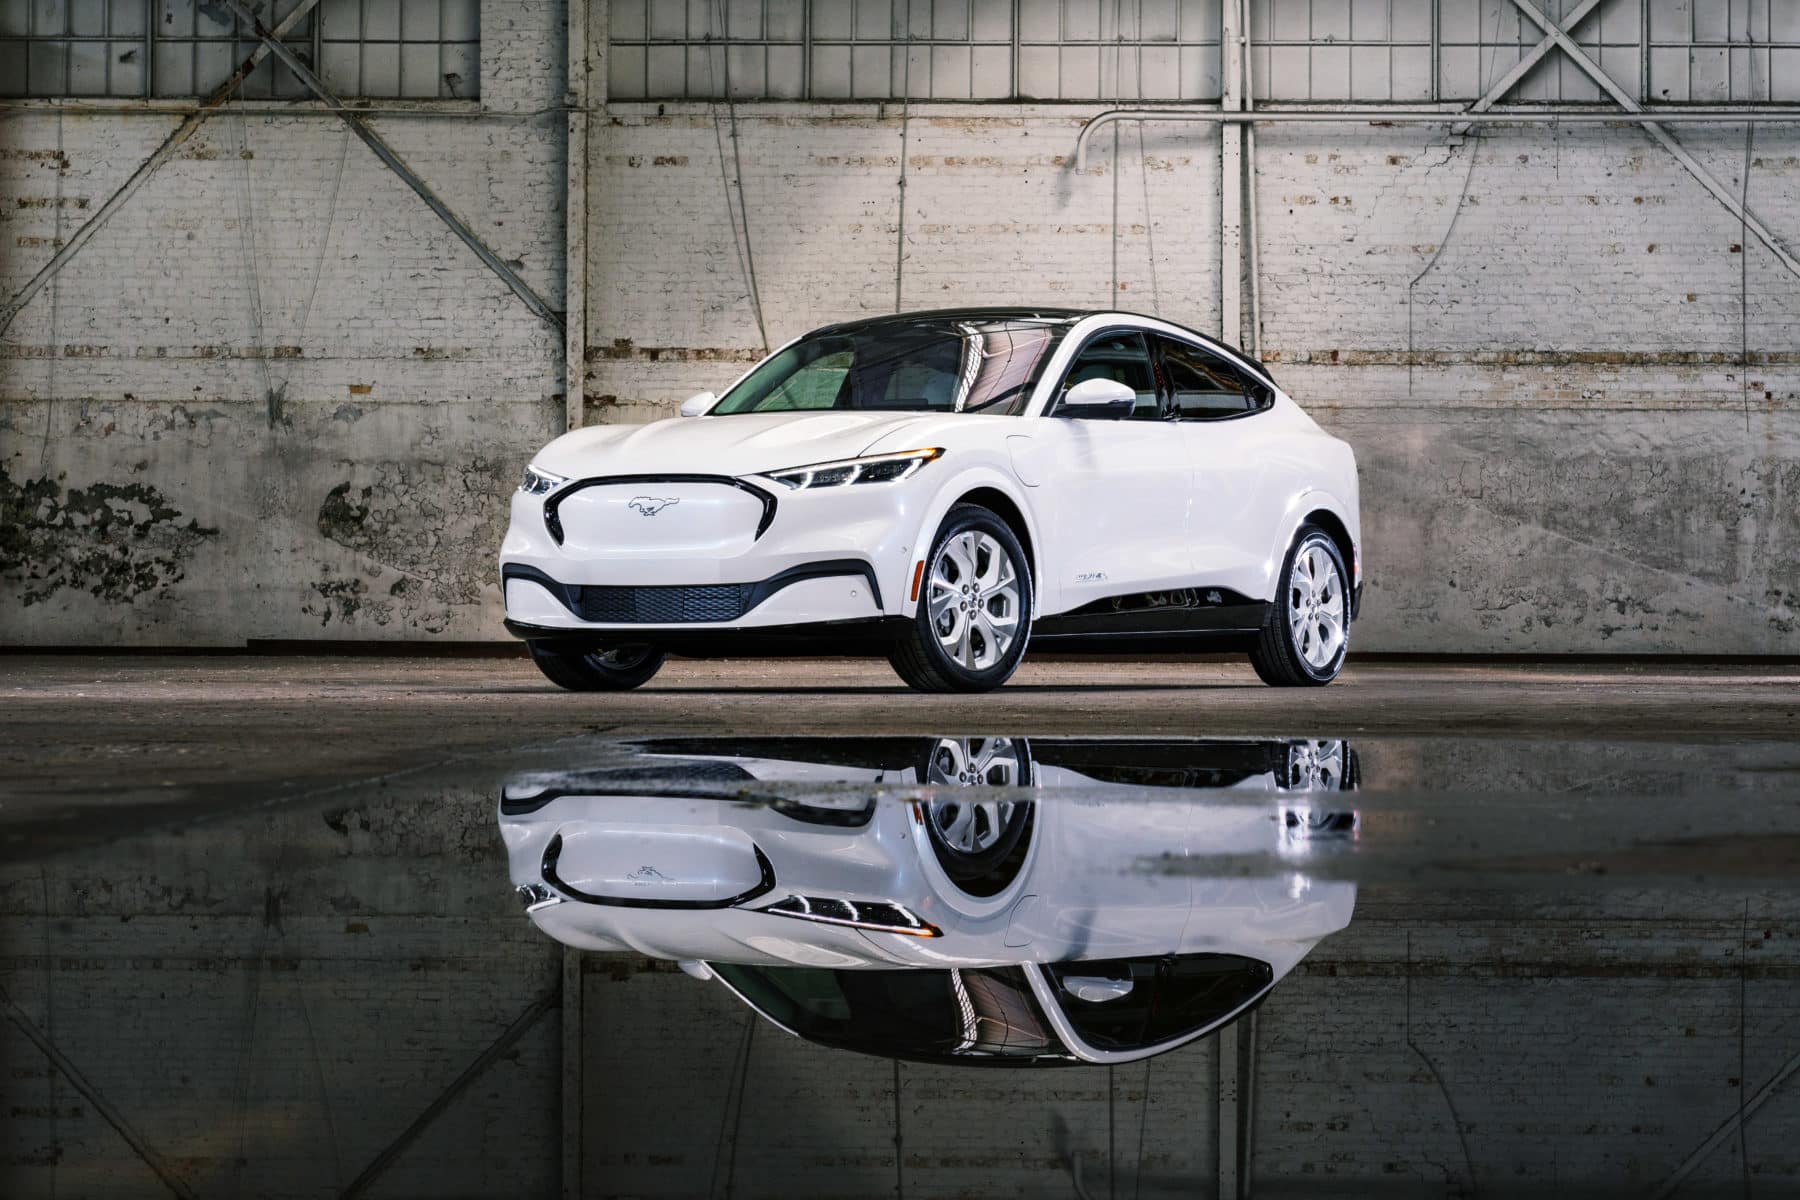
<box><xmin>711</xmin><ymin>964</ymin><xmax>1077</xmax><ymax>1067</ymax></box>
<box><xmin>711</xmin><ymin>320</ymin><xmax>1071</xmax><ymax>417</ymax></box>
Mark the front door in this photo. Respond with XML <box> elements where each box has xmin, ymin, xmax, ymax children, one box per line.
<box><xmin>1032</xmin><ymin>329</ymin><xmax>1194</xmax><ymax>612</ymax></box>
<box><xmin>1155</xmin><ymin>335</ymin><xmax>1280</xmax><ymax>602</ymax></box>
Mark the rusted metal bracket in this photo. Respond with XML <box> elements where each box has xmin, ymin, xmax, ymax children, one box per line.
<box><xmin>0</xmin><ymin>0</ymin><xmax>321</xmax><ymax>338</ymax></box>
<box><xmin>220</xmin><ymin>0</ymin><xmax>565</xmax><ymax>335</ymax></box>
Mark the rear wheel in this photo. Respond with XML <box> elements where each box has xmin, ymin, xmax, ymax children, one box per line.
<box><xmin>889</xmin><ymin>505</ymin><xmax>1033</xmax><ymax>693</ymax></box>
<box><xmin>1250</xmin><ymin>526</ymin><xmax>1349</xmax><ymax>687</ymax></box>
<box><xmin>527</xmin><ymin>641</ymin><xmax>666</xmax><ymax>691</ymax></box>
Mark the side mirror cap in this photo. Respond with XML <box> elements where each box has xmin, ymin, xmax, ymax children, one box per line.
<box><xmin>1060</xmin><ymin>377</ymin><xmax>1138</xmax><ymax>419</ymax></box>
<box><xmin>1059</xmin><ymin>975</ymin><xmax>1135</xmax><ymax>1003</ymax></box>
<box><xmin>679</xmin><ymin>392</ymin><xmax>717</xmax><ymax>418</ymax></box>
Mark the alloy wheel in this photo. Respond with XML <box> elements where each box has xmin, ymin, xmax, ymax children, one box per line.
<box><xmin>923</xmin><ymin>737</ymin><xmax>1025</xmax><ymax>855</ymax></box>
<box><xmin>1287</xmin><ymin>541</ymin><xmax>1346</xmax><ymax>671</ymax></box>
<box><xmin>926</xmin><ymin>531</ymin><xmax>1023</xmax><ymax>671</ymax></box>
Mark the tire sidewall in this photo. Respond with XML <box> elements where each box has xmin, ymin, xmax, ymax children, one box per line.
<box><xmin>914</xmin><ymin>508</ymin><xmax>1033</xmax><ymax>688</ymax></box>
<box><xmin>1279</xmin><ymin>530</ymin><xmax>1350</xmax><ymax>683</ymax></box>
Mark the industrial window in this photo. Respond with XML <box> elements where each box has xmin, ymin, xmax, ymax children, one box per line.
<box><xmin>1646</xmin><ymin>0</ymin><xmax>1800</xmax><ymax>103</ymax></box>
<box><xmin>607</xmin><ymin>0</ymin><xmax>1224</xmax><ymax>102</ymax></box>
<box><xmin>0</xmin><ymin>0</ymin><xmax>479</xmax><ymax>100</ymax></box>
<box><xmin>605</xmin><ymin>0</ymin><xmax>1800</xmax><ymax>105</ymax></box>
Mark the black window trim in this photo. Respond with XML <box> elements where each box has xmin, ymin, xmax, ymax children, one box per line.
<box><xmin>1153</xmin><ymin>333</ymin><xmax>1276</xmax><ymax>423</ymax></box>
<box><xmin>1045</xmin><ymin>325</ymin><xmax>1167</xmax><ymax>421</ymax></box>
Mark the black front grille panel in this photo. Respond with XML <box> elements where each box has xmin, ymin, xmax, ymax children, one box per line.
<box><xmin>501</xmin><ymin>560</ymin><xmax>884</xmax><ymax>627</ymax></box>
<box><xmin>571</xmin><ymin>583</ymin><xmax>752</xmax><ymax>624</ymax></box>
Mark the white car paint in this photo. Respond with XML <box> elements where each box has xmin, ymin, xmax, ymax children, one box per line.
<box><xmin>500</xmin><ymin>309</ymin><xmax>1359</xmax><ymax>646</ymax></box>
<box><xmin>498</xmin><ymin>736</ymin><xmax>1359</xmax><ymax>1065</ymax></box>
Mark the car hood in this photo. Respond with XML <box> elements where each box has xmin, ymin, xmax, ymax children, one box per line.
<box><xmin>533</xmin><ymin>411</ymin><xmax>939</xmax><ymax>480</ymax></box>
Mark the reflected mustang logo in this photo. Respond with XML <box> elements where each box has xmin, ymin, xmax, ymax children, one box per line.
<box><xmin>628</xmin><ymin>496</ymin><xmax>680</xmax><ymax>517</ymax></box>
<box><xmin>626</xmin><ymin>865</ymin><xmax>670</xmax><ymax>882</ymax></box>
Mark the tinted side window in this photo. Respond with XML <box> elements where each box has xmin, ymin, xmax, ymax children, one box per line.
<box><xmin>1058</xmin><ymin>331</ymin><xmax>1161</xmax><ymax>421</ymax></box>
<box><xmin>1159</xmin><ymin>338</ymin><xmax>1266</xmax><ymax>420</ymax></box>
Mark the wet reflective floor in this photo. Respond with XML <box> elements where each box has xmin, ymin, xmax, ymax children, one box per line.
<box><xmin>4</xmin><ymin>728</ymin><xmax>1800</xmax><ymax>1197</ymax></box>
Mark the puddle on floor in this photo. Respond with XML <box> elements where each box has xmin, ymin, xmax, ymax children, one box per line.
<box><xmin>3</xmin><ymin>734</ymin><xmax>1798</xmax><ymax>1197</ymax></box>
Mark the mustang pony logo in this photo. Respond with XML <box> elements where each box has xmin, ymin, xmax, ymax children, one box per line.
<box><xmin>627</xmin><ymin>496</ymin><xmax>680</xmax><ymax>517</ymax></box>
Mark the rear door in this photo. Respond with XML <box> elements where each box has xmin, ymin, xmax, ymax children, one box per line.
<box><xmin>1033</xmin><ymin>329</ymin><xmax>1194</xmax><ymax>610</ymax></box>
<box><xmin>1155</xmin><ymin>335</ymin><xmax>1279</xmax><ymax>598</ymax></box>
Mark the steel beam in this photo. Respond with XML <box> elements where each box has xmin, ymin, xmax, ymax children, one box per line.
<box><xmin>565</xmin><ymin>0</ymin><xmax>595</xmax><ymax>432</ymax></box>
<box><xmin>342</xmin><ymin>984</ymin><xmax>560</xmax><ymax>1199</ymax></box>
<box><xmin>1466</xmin><ymin>0</ymin><xmax>1605</xmax><ymax>116</ymax></box>
<box><xmin>221</xmin><ymin>0</ymin><xmax>566</xmax><ymax>333</ymax></box>
<box><xmin>0</xmin><ymin>0</ymin><xmax>320</xmax><ymax>337</ymax></box>
<box><xmin>1</xmin><ymin>986</ymin><xmax>199</xmax><ymax>1200</ymax></box>
<box><xmin>1650</xmin><ymin>1045</ymin><xmax>1800</xmax><ymax>1200</ymax></box>
<box><xmin>1507</xmin><ymin>0</ymin><xmax>1800</xmax><ymax>279</ymax></box>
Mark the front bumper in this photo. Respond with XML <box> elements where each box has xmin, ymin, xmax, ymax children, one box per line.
<box><xmin>501</xmin><ymin>471</ymin><xmax>929</xmax><ymax>634</ymax></box>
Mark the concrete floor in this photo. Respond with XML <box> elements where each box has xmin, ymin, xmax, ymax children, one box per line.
<box><xmin>5</xmin><ymin>652</ymin><xmax>1799</xmax><ymax>855</ymax></box>
<box><xmin>5</xmin><ymin>654</ymin><xmax>1800</xmax><ymax>1197</ymax></box>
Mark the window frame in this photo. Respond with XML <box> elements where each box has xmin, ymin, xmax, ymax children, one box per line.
<box><xmin>1153</xmin><ymin>333</ymin><xmax>1274</xmax><ymax>423</ymax></box>
<box><xmin>1046</xmin><ymin>326</ymin><xmax>1165</xmax><ymax>422</ymax></box>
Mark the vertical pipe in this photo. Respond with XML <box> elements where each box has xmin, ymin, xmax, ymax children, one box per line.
<box><xmin>1220</xmin><ymin>0</ymin><xmax>1245</xmax><ymax>344</ymax></box>
<box><xmin>561</xmin><ymin>947</ymin><xmax>584</xmax><ymax>1200</ymax></box>
<box><xmin>1241</xmin><ymin>0</ymin><xmax>1263</xmax><ymax>357</ymax></box>
<box><xmin>1218</xmin><ymin>1022</ymin><xmax>1241</xmax><ymax>1200</ymax></box>
<box><xmin>565</xmin><ymin>0</ymin><xmax>593</xmax><ymax>432</ymax></box>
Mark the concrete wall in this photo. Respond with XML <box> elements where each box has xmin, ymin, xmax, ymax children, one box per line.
<box><xmin>4</xmin><ymin>1</ymin><xmax>1797</xmax><ymax>652</ymax></box>
<box><xmin>1</xmin><ymin>1</ymin><xmax>568</xmax><ymax>646</ymax></box>
<box><xmin>589</xmin><ymin>108</ymin><xmax>1800</xmax><ymax>654</ymax></box>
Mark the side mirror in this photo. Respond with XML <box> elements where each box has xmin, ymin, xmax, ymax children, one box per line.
<box><xmin>1059</xmin><ymin>377</ymin><xmax>1137</xmax><ymax>419</ymax></box>
<box><xmin>1059</xmin><ymin>975</ymin><xmax>1135</xmax><ymax>1003</ymax></box>
<box><xmin>679</xmin><ymin>391</ymin><xmax>717</xmax><ymax>418</ymax></box>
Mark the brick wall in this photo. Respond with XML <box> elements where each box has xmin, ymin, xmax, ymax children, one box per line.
<box><xmin>587</xmin><ymin>108</ymin><xmax>1800</xmax><ymax>654</ymax></box>
<box><xmin>4</xmin><ymin>2</ymin><xmax>1797</xmax><ymax>652</ymax></box>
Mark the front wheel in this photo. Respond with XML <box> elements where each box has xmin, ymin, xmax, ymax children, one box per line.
<box><xmin>527</xmin><ymin>641</ymin><xmax>666</xmax><ymax>691</ymax></box>
<box><xmin>889</xmin><ymin>505</ymin><xmax>1033</xmax><ymax>693</ymax></box>
<box><xmin>1249</xmin><ymin>526</ymin><xmax>1349</xmax><ymax>687</ymax></box>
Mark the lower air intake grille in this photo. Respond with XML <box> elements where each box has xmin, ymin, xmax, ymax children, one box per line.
<box><xmin>570</xmin><ymin>583</ymin><xmax>750</xmax><ymax>624</ymax></box>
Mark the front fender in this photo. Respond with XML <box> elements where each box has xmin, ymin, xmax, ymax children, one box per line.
<box><xmin>898</xmin><ymin>468</ymin><xmax>1044</xmax><ymax>621</ymax></box>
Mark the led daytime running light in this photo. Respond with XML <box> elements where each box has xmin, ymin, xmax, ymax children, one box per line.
<box><xmin>765</xmin><ymin>448</ymin><xmax>944</xmax><ymax>490</ymax></box>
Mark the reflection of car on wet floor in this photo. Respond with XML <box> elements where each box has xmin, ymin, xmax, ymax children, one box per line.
<box><xmin>499</xmin><ymin>737</ymin><xmax>1358</xmax><ymax>1066</ymax></box>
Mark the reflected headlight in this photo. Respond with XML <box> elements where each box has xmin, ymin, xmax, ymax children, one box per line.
<box><xmin>763</xmin><ymin>447</ymin><xmax>945</xmax><ymax>490</ymax></box>
<box><xmin>519</xmin><ymin>464</ymin><xmax>568</xmax><ymax>495</ymax></box>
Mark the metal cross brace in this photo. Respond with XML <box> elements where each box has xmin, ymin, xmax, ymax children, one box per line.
<box><xmin>0</xmin><ymin>0</ymin><xmax>322</xmax><ymax>337</ymax></box>
<box><xmin>220</xmin><ymin>0</ymin><xmax>565</xmax><ymax>333</ymax></box>
<box><xmin>1498</xmin><ymin>0</ymin><xmax>1800</xmax><ymax>279</ymax></box>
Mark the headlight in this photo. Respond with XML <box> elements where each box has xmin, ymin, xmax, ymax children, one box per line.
<box><xmin>763</xmin><ymin>447</ymin><xmax>944</xmax><ymax>490</ymax></box>
<box><xmin>519</xmin><ymin>464</ymin><xmax>568</xmax><ymax>495</ymax></box>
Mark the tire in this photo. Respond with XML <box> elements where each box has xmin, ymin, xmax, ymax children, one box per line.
<box><xmin>889</xmin><ymin>505</ymin><xmax>1033</xmax><ymax>693</ymax></box>
<box><xmin>916</xmin><ymin>736</ymin><xmax>1035</xmax><ymax>896</ymax></box>
<box><xmin>527</xmin><ymin>641</ymin><xmax>666</xmax><ymax>691</ymax></box>
<box><xmin>1250</xmin><ymin>526</ymin><xmax>1350</xmax><ymax>687</ymax></box>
